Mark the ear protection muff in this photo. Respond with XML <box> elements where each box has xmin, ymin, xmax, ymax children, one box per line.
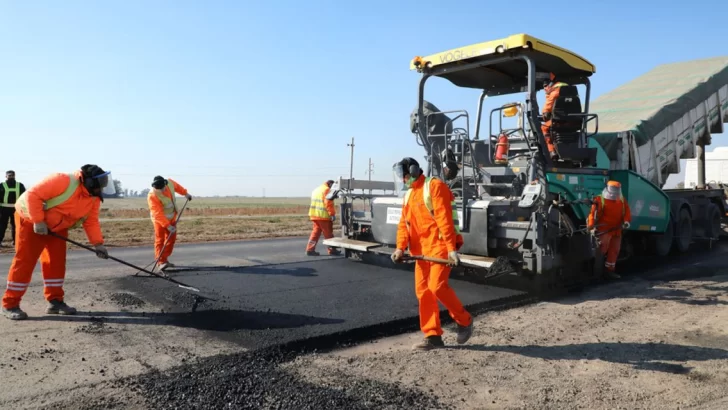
<box><xmin>408</xmin><ymin>164</ymin><xmax>421</xmax><ymax>178</ymax></box>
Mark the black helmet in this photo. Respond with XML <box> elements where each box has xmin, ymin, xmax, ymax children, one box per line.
<box><xmin>152</xmin><ymin>175</ymin><xmax>168</xmax><ymax>190</ymax></box>
<box><xmin>393</xmin><ymin>157</ymin><xmax>421</xmax><ymax>180</ymax></box>
<box><xmin>80</xmin><ymin>164</ymin><xmax>112</xmax><ymax>199</ymax></box>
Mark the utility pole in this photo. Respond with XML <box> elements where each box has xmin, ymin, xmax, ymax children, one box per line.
<box><xmin>365</xmin><ymin>158</ymin><xmax>374</xmax><ymax>195</ymax></box>
<box><xmin>347</xmin><ymin>137</ymin><xmax>355</xmax><ymax>191</ymax></box>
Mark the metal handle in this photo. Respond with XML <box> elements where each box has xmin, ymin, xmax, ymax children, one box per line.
<box><xmin>48</xmin><ymin>231</ymin><xmax>202</xmax><ymax>293</ymax></box>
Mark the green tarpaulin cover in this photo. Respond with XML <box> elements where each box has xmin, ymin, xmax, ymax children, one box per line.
<box><xmin>590</xmin><ymin>56</ymin><xmax>728</xmax><ymax>159</ymax></box>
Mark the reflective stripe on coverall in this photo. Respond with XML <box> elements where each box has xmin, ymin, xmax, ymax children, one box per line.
<box><xmin>307</xmin><ymin>182</ymin><xmax>336</xmax><ymax>253</ymax></box>
<box><xmin>397</xmin><ymin>174</ymin><xmax>471</xmax><ymax>337</ymax></box>
<box><xmin>3</xmin><ymin>171</ymin><xmax>104</xmax><ymax>309</ymax></box>
<box><xmin>587</xmin><ymin>195</ymin><xmax>632</xmax><ymax>272</ymax></box>
<box><xmin>540</xmin><ymin>82</ymin><xmax>568</xmax><ymax>156</ymax></box>
<box><xmin>147</xmin><ymin>178</ymin><xmax>188</xmax><ymax>264</ymax></box>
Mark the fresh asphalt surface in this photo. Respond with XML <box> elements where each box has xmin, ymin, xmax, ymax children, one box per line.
<box><xmin>0</xmin><ymin>237</ymin><xmax>523</xmax><ymax>350</ymax></box>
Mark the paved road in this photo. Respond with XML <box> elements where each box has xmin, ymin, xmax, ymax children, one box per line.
<box><xmin>0</xmin><ymin>238</ymin><xmax>523</xmax><ymax>350</ymax></box>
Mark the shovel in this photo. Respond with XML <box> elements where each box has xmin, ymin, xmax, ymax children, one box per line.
<box><xmin>49</xmin><ymin>232</ymin><xmax>216</xmax><ymax>301</ymax></box>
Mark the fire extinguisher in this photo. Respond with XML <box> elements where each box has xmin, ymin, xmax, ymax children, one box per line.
<box><xmin>494</xmin><ymin>134</ymin><xmax>509</xmax><ymax>164</ymax></box>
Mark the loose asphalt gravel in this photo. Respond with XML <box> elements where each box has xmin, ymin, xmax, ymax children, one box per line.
<box><xmin>112</xmin><ymin>346</ymin><xmax>452</xmax><ymax>410</ymax></box>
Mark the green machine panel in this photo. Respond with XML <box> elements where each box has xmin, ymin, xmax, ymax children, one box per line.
<box><xmin>607</xmin><ymin>170</ymin><xmax>670</xmax><ymax>233</ymax></box>
<box><xmin>546</xmin><ymin>172</ymin><xmax>609</xmax><ymax>220</ymax></box>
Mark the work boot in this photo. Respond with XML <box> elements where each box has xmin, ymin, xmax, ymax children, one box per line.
<box><xmin>2</xmin><ymin>306</ymin><xmax>28</xmax><ymax>320</ymax></box>
<box><xmin>412</xmin><ymin>335</ymin><xmax>445</xmax><ymax>351</ymax></box>
<box><xmin>327</xmin><ymin>248</ymin><xmax>341</xmax><ymax>256</ymax></box>
<box><xmin>457</xmin><ymin>320</ymin><xmax>474</xmax><ymax>344</ymax></box>
<box><xmin>165</xmin><ymin>261</ymin><xmax>176</xmax><ymax>268</ymax></box>
<box><xmin>306</xmin><ymin>250</ymin><xmax>319</xmax><ymax>256</ymax></box>
<box><xmin>46</xmin><ymin>300</ymin><xmax>77</xmax><ymax>315</ymax></box>
<box><xmin>605</xmin><ymin>271</ymin><xmax>621</xmax><ymax>279</ymax></box>
<box><xmin>158</xmin><ymin>262</ymin><xmax>170</xmax><ymax>271</ymax></box>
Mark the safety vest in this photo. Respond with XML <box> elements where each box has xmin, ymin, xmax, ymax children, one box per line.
<box><xmin>16</xmin><ymin>173</ymin><xmax>88</xmax><ymax>229</ymax></box>
<box><xmin>403</xmin><ymin>177</ymin><xmax>461</xmax><ymax>238</ymax></box>
<box><xmin>153</xmin><ymin>180</ymin><xmax>177</xmax><ymax>220</ymax></box>
<box><xmin>594</xmin><ymin>194</ymin><xmax>626</xmax><ymax>221</ymax></box>
<box><xmin>308</xmin><ymin>183</ymin><xmax>331</xmax><ymax>219</ymax></box>
<box><xmin>2</xmin><ymin>181</ymin><xmax>20</xmax><ymax>207</ymax></box>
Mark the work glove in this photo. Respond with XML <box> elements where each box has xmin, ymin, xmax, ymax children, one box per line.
<box><xmin>622</xmin><ymin>221</ymin><xmax>630</xmax><ymax>229</ymax></box>
<box><xmin>94</xmin><ymin>245</ymin><xmax>109</xmax><ymax>259</ymax></box>
<box><xmin>448</xmin><ymin>251</ymin><xmax>460</xmax><ymax>267</ymax></box>
<box><xmin>167</xmin><ymin>225</ymin><xmax>177</xmax><ymax>233</ymax></box>
<box><xmin>34</xmin><ymin>222</ymin><xmax>48</xmax><ymax>235</ymax></box>
<box><xmin>331</xmin><ymin>215</ymin><xmax>336</xmax><ymax>222</ymax></box>
<box><xmin>391</xmin><ymin>249</ymin><xmax>404</xmax><ymax>264</ymax></box>
<box><xmin>185</xmin><ymin>194</ymin><xmax>192</xmax><ymax>201</ymax></box>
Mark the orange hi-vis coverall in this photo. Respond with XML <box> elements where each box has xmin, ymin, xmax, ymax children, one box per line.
<box><xmin>306</xmin><ymin>182</ymin><xmax>337</xmax><ymax>254</ymax></box>
<box><xmin>2</xmin><ymin>171</ymin><xmax>105</xmax><ymax>309</ymax></box>
<box><xmin>147</xmin><ymin>178</ymin><xmax>188</xmax><ymax>265</ymax></box>
<box><xmin>396</xmin><ymin>174</ymin><xmax>472</xmax><ymax>337</ymax></box>
<box><xmin>588</xmin><ymin>193</ymin><xmax>632</xmax><ymax>272</ymax></box>
<box><xmin>541</xmin><ymin>81</ymin><xmax>569</xmax><ymax>157</ymax></box>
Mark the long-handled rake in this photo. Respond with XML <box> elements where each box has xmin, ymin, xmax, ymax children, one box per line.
<box><xmin>49</xmin><ymin>231</ymin><xmax>216</xmax><ymax>301</ymax></box>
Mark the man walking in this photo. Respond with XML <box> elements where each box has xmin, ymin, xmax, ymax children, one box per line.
<box><xmin>305</xmin><ymin>180</ymin><xmax>340</xmax><ymax>256</ymax></box>
<box><xmin>0</xmin><ymin>170</ymin><xmax>26</xmax><ymax>247</ymax></box>
<box><xmin>588</xmin><ymin>180</ymin><xmax>632</xmax><ymax>279</ymax></box>
<box><xmin>390</xmin><ymin>157</ymin><xmax>473</xmax><ymax>350</ymax></box>
<box><xmin>147</xmin><ymin>176</ymin><xmax>192</xmax><ymax>271</ymax></box>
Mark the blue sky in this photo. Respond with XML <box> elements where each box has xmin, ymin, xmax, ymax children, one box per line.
<box><xmin>1</xmin><ymin>0</ymin><xmax>726</xmax><ymax>196</ymax></box>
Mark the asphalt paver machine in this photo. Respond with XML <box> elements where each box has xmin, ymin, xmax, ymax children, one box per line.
<box><xmin>325</xmin><ymin>34</ymin><xmax>728</xmax><ymax>286</ymax></box>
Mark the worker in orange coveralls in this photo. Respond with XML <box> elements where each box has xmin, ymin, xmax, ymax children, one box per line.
<box><xmin>2</xmin><ymin>165</ymin><xmax>113</xmax><ymax>320</ymax></box>
<box><xmin>306</xmin><ymin>180</ymin><xmax>341</xmax><ymax>256</ymax></box>
<box><xmin>588</xmin><ymin>180</ymin><xmax>632</xmax><ymax>279</ymax></box>
<box><xmin>541</xmin><ymin>72</ymin><xmax>569</xmax><ymax>160</ymax></box>
<box><xmin>390</xmin><ymin>157</ymin><xmax>473</xmax><ymax>350</ymax></box>
<box><xmin>147</xmin><ymin>176</ymin><xmax>192</xmax><ymax>272</ymax></box>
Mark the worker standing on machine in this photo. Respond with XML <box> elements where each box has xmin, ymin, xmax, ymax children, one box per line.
<box><xmin>147</xmin><ymin>176</ymin><xmax>192</xmax><ymax>272</ymax></box>
<box><xmin>2</xmin><ymin>165</ymin><xmax>113</xmax><ymax>320</ymax></box>
<box><xmin>390</xmin><ymin>157</ymin><xmax>473</xmax><ymax>350</ymax></box>
<box><xmin>541</xmin><ymin>72</ymin><xmax>568</xmax><ymax>160</ymax></box>
<box><xmin>588</xmin><ymin>180</ymin><xmax>632</xmax><ymax>279</ymax></box>
<box><xmin>0</xmin><ymin>170</ymin><xmax>26</xmax><ymax>248</ymax></box>
<box><xmin>306</xmin><ymin>180</ymin><xmax>340</xmax><ymax>256</ymax></box>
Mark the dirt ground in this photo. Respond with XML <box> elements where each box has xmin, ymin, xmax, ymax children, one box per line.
<box><xmin>0</xmin><ymin>281</ymin><xmax>243</xmax><ymax>409</ymax></box>
<box><xmin>2</xmin><ymin>256</ymin><xmax>728</xmax><ymax>409</ymax></box>
<box><xmin>285</xmin><ymin>265</ymin><xmax>728</xmax><ymax>410</ymax></box>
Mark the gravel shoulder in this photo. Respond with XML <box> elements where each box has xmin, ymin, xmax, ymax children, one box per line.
<box><xmin>0</xmin><ymin>277</ymin><xmax>243</xmax><ymax>410</ymax></box>
<box><xmin>285</xmin><ymin>264</ymin><xmax>728</xmax><ymax>410</ymax></box>
<box><xmin>2</xmin><ymin>245</ymin><xmax>728</xmax><ymax>409</ymax></box>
